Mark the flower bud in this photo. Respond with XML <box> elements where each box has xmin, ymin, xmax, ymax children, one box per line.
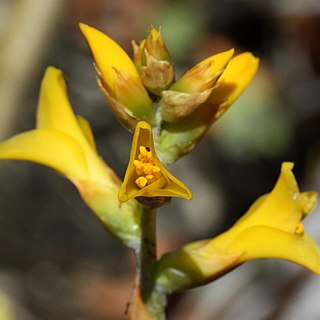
<box><xmin>80</xmin><ymin>23</ymin><xmax>156</xmax><ymax>131</ymax></box>
<box><xmin>159</xmin><ymin>49</ymin><xmax>234</xmax><ymax>123</ymax></box>
<box><xmin>157</xmin><ymin>52</ymin><xmax>259</xmax><ymax>164</ymax></box>
<box><xmin>133</xmin><ymin>28</ymin><xmax>175</xmax><ymax>95</ymax></box>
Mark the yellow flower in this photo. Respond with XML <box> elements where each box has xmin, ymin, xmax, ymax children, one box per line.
<box><xmin>158</xmin><ymin>52</ymin><xmax>259</xmax><ymax>164</ymax></box>
<box><xmin>156</xmin><ymin>163</ymin><xmax>320</xmax><ymax>292</ymax></box>
<box><xmin>159</xmin><ymin>48</ymin><xmax>234</xmax><ymax>122</ymax></box>
<box><xmin>80</xmin><ymin>23</ymin><xmax>156</xmax><ymax>130</ymax></box>
<box><xmin>118</xmin><ymin>121</ymin><xmax>192</xmax><ymax>203</ymax></box>
<box><xmin>0</xmin><ymin>66</ymin><xmax>142</xmax><ymax>247</ymax></box>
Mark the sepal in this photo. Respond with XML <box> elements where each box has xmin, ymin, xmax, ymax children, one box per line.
<box><xmin>76</xmin><ymin>180</ymin><xmax>142</xmax><ymax>249</ymax></box>
<box><xmin>155</xmin><ymin>240</ymin><xmax>242</xmax><ymax>293</ymax></box>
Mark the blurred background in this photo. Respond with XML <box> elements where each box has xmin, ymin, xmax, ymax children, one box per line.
<box><xmin>0</xmin><ymin>0</ymin><xmax>320</xmax><ymax>319</ymax></box>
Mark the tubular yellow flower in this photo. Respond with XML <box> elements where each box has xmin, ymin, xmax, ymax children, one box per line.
<box><xmin>80</xmin><ymin>23</ymin><xmax>155</xmax><ymax>130</ymax></box>
<box><xmin>158</xmin><ymin>52</ymin><xmax>259</xmax><ymax>164</ymax></box>
<box><xmin>0</xmin><ymin>66</ymin><xmax>142</xmax><ymax>248</ymax></box>
<box><xmin>118</xmin><ymin>121</ymin><xmax>192</xmax><ymax>203</ymax></box>
<box><xmin>159</xmin><ymin>49</ymin><xmax>234</xmax><ymax>123</ymax></box>
<box><xmin>156</xmin><ymin>163</ymin><xmax>320</xmax><ymax>293</ymax></box>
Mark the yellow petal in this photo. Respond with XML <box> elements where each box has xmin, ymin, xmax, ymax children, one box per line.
<box><xmin>36</xmin><ymin>67</ymin><xmax>112</xmax><ymax>184</ymax></box>
<box><xmin>170</xmin><ymin>49</ymin><xmax>234</xmax><ymax>93</ymax></box>
<box><xmin>76</xmin><ymin>115</ymin><xmax>97</xmax><ymax>151</ymax></box>
<box><xmin>208</xmin><ymin>52</ymin><xmax>259</xmax><ymax>108</ymax></box>
<box><xmin>80</xmin><ymin>23</ymin><xmax>139</xmax><ymax>90</ymax></box>
<box><xmin>233</xmin><ymin>162</ymin><xmax>317</xmax><ymax>234</ymax></box>
<box><xmin>229</xmin><ymin>226</ymin><xmax>320</xmax><ymax>275</ymax></box>
<box><xmin>199</xmin><ymin>48</ymin><xmax>235</xmax><ymax>77</ymax></box>
<box><xmin>0</xmin><ymin>129</ymin><xmax>90</xmax><ymax>181</ymax></box>
<box><xmin>37</xmin><ymin>67</ymin><xmax>89</xmax><ymax>147</ymax></box>
<box><xmin>118</xmin><ymin>121</ymin><xmax>192</xmax><ymax>202</ymax></box>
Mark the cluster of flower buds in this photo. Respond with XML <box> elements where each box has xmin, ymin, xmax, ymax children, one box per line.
<box><xmin>80</xmin><ymin>24</ymin><xmax>259</xmax><ymax>165</ymax></box>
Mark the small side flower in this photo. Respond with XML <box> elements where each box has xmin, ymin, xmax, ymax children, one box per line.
<box><xmin>158</xmin><ymin>52</ymin><xmax>259</xmax><ymax>164</ymax></box>
<box><xmin>118</xmin><ymin>121</ymin><xmax>192</xmax><ymax>206</ymax></box>
<box><xmin>155</xmin><ymin>162</ymin><xmax>320</xmax><ymax>293</ymax></box>
<box><xmin>0</xmin><ymin>66</ymin><xmax>142</xmax><ymax>248</ymax></box>
<box><xmin>159</xmin><ymin>49</ymin><xmax>234</xmax><ymax>122</ymax></box>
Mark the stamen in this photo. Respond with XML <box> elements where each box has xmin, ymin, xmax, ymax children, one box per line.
<box><xmin>134</xmin><ymin>145</ymin><xmax>162</xmax><ymax>189</ymax></box>
<box><xmin>135</xmin><ymin>176</ymin><xmax>148</xmax><ymax>188</ymax></box>
<box><xmin>152</xmin><ymin>166</ymin><xmax>160</xmax><ymax>173</ymax></box>
<box><xmin>295</xmin><ymin>223</ymin><xmax>304</xmax><ymax>235</ymax></box>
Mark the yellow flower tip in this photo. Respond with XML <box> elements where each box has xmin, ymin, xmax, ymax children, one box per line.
<box><xmin>79</xmin><ymin>23</ymin><xmax>138</xmax><ymax>90</ymax></box>
<box><xmin>144</xmin><ymin>26</ymin><xmax>171</xmax><ymax>62</ymax></box>
<box><xmin>281</xmin><ymin>161</ymin><xmax>294</xmax><ymax>172</ymax></box>
<box><xmin>208</xmin><ymin>51</ymin><xmax>259</xmax><ymax>109</ymax></box>
<box><xmin>201</xmin><ymin>48</ymin><xmax>235</xmax><ymax>75</ymax></box>
<box><xmin>170</xmin><ymin>48</ymin><xmax>235</xmax><ymax>94</ymax></box>
<box><xmin>118</xmin><ymin>121</ymin><xmax>192</xmax><ymax>203</ymax></box>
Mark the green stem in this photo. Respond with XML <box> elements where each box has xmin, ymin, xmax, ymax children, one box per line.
<box><xmin>136</xmin><ymin>205</ymin><xmax>167</xmax><ymax>319</ymax></box>
<box><xmin>139</xmin><ymin>206</ymin><xmax>157</xmax><ymax>300</ymax></box>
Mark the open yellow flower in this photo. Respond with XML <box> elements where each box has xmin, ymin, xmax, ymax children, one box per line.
<box><xmin>0</xmin><ymin>66</ymin><xmax>142</xmax><ymax>248</ymax></box>
<box><xmin>158</xmin><ymin>52</ymin><xmax>259</xmax><ymax>164</ymax></box>
<box><xmin>80</xmin><ymin>23</ymin><xmax>156</xmax><ymax>131</ymax></box>
<box><xmin>156</xmin><ymin>163</ymin><xmax>320</xmax><ymax>292</ymax></box>
<box><xmin>118</xmin><ymin>121</ymin><xmax>192</xmax><ymax>203</ymax></box>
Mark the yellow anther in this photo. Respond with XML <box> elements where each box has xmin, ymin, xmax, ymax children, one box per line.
<box><xmin>143</xmin><ymin>163</ymin><xmax>154</xmax><ymax>175</ymax></box>
<box><xmin>145</xmin><ymin>174</ymin><xmax>155</xmax><ymax>182</ymax></box>
<box><xmin>133</xmin><ymin>160</ymin><xmax>144</xmax><ymax>175</ymax></box>
<box><xmin>135</xmin><ymin>176</ymin><xmax>148</xmax><ymax>189</ymax></box>
<box><xmin>139</xmin><ymin>146</ymin><xmax>152</xmax><ymax>160</ymax></box>
<box><xmin>133</xmin><ymin>145</ymin><xmax>162</xmax><ymax>189</ymax></box>
<box><xmin>152</xmin><ymin>166</ymin><xmax>160</xmax><ymax>173</ymax></box>
<box><xmin>295</xmin><ymin>223</ymin><xmax>304</xmax><ymax>235</ymax></box>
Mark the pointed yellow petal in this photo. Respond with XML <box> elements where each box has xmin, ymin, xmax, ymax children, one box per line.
<box><xmin>37</xmin><ymin>66</ymin><xmax>89</xmax><ymax>147</ymax></box>
<box><xmin>118</xmin><ymin>121</ymin><xmax>192</xmax><ymax>202</ymax></box>
<box><xmin>199</xmin><ymin>48</ymin><xmax>235</xmax><ymax>76</ymax></box>
<box><xmin>170</xmin><ymin>49</ymin><xmax>234</xmax><ymax>93</ymax></box>
<box><xmin>80</xmin><ymin>23</ymin><xmax>139</xmax><ymax>90</ymax></box>
<box><xmin>0</xmin><ymin>129</ymin><xmax>90</xmax><ymax>181</ymax></box>
<box><xmin>233</xmin><ymin>162</ymin><xmax>317</xmax><ymax>234</ymax></box>
<box><xmin>229</xmin><ymin>226</ymin><xmax>320</xmax><ymax>275</ymax></box>
<box><xmin>208</xmin><ymin>52</ymin><xmax>259</xmax><ymax>107</ymax></box>
<box><xmin>76</xmin><ymin>115</ymin><xmax>96</xmax><ymax>151</ymax></box>
<box><xmin>36</xmin><ymin>67</ymin><xmax>113</xmax><ymax>184</ymax></box>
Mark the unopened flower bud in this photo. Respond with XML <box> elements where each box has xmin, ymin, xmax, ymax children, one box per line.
<box><xmin>159</xmin><ymin>49</ymin><xmax>234</xmax><ymax>123</ymax></box>
<box><xmin>133</xmin><ymin>28</ymin><xmax>175</xmax><ymax>95</ymax></box>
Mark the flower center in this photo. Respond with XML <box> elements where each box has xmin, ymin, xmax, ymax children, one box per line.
<box><xmin>295</xmin><ymin>223</ymin><xmax>304</xmax><ymax>235</ymax></box>
<box><xmin>133</xmin><ymin>146</ymin><xmax>161</xmax><ymax>189</ymax></box>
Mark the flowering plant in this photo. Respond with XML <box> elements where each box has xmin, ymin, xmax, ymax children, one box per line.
<box><xmin>0</xmin><ymin>24</ymin><xmax>319</xmax><ymax>319</ymax></box>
